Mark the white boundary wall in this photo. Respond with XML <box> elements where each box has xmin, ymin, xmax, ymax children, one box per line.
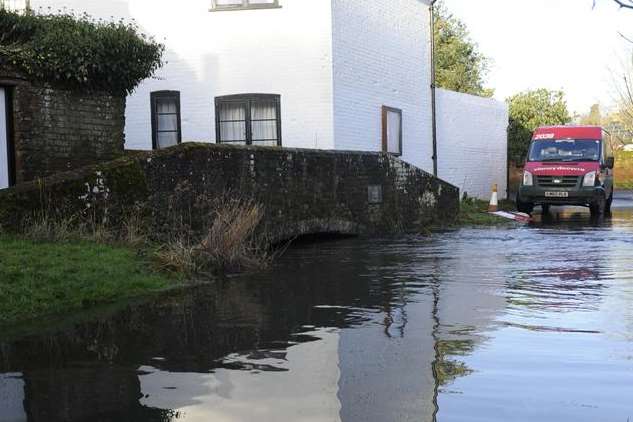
<box><xmin>436</xmin><ymin>88</ymin><xmax>509</xmax><ymax>200</ymax></box>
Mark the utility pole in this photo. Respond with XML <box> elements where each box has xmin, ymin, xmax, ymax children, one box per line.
<box><xmin>430</xmin><ymin>0</ymin><xmax>439</xmax><ymax>177</ymax></box>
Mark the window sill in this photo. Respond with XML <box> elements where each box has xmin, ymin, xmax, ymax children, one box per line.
<box><xmin>209</xmin><ymin>5</ymin><xmax>282</xmax><ymax>12</ymax></box>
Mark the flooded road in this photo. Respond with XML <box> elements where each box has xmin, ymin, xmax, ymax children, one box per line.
<box><xmin>2</xmin><ymin>194</ymin><xmax>633</xmax><ymax>421</ymax></box>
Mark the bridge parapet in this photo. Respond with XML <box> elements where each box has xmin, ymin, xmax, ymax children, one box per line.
<box><xmin>0</xmin><ymin>143</ymin><xmax>459</xmax><ymax>241</ymax></box>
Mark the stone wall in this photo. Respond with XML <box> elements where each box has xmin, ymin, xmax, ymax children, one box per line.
<box><xmin>0</xmin><ymin>69</ymin><xmax>125</xmax><ymax>183</ymax></box>
<box><xmin>0</xmin><ymin>143</ymin><xmax>459</xmax><ymax>241</ymax></box>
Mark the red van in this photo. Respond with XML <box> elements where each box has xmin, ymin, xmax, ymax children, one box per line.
<box><xmin>517</xmin><ymin>126</ymin><xmax>615</xmax><ymax>216</ymax></box>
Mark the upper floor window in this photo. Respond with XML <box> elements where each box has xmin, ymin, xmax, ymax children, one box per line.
<box><xmin>215</xmin><ymin>94</ymin><xmax>281</xmax><ymax>147</ymax></box>
<box><xmin>0</xmin><ymin>0</ymin><xmax>30</xmax><ymax>12</ymax></box>
<box><xmin>210</xmin><ymin>0</ymin><xmax>280</xmax><ymax>11</ymax></box>
<box><xmin>151</xmin><ymin>91</ymin><xmax>182</xmax><ymax>150</ymax></box>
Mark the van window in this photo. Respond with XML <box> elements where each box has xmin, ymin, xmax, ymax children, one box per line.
<box><xmin>528</xmin><ymin>139</ymin><xmax>601</xmax><ymax>162</ymax></box>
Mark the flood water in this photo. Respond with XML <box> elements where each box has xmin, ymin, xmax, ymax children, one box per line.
<box><xmin>2</xmin><ymin>195</ymin><xmax>633</xmax><ymax>421</ymax></box>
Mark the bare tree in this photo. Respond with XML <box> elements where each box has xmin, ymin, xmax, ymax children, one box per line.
<box><xmin>612</xmin><ymin>0</ymin><xmax>633</xmax><ymax>8</ymax></box>
<box><xmin>612</xmin><ymin>59</ymin><xmax>633</xmax><ymax>133</ymax></box>
<box><xmin>594</xmin><ymin>0</ymin><xmax>633</xmax><ymax>9</ymax></box>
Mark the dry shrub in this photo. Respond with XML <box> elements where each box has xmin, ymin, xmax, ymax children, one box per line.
<box><xmin>196</xmin><ymin>198</ymin><xmax>269</xmax><ymax>272</ymax></box>
<box><xmin>154</xmin><ymin>237</ymin><xmax>199</xmax><ymax>276</ymax></box>
<box><xmin>151</xmin><ymin>196</ymin><xmax>270</xmax><ymax>275</ymax></box>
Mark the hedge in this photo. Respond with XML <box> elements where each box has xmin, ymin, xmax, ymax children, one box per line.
<box><xmin>0</xmin><ymin>9</ymin><xmax>164</xmax><ymax>95</ymax></box>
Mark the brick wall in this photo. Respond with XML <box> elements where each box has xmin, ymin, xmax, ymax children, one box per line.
<box><xmin>32</xmin><ymin>0</ymin><xmax>336</xmax><ymax>151</ymax></box>
<box><xmin>332</xmin><ymin>0</ymin><xmax>434</xmax><ymax>172</ymax></box>
<box><xmin>1</xmin><ymin>70</ymin><xmax>126</xmax><ymax>183</ymax></box>
<box><xmin>0</xmin><ymin>143</ymin><xmax>459</xmax><ymax>240</ymax></box>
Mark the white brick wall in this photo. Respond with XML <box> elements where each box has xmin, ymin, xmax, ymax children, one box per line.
<box><xmin>331</xmin><ymin>0</ymin><xmax>434</xmax><ymax>172</ymax></box>
<box><xmin>32</xmin><ymin>0</ymin><xmax>335</xmax><ymax>150</ymax></box>
<box><xmin>436</xmin><ymin>88</ymin><xmax>509</xmax><ymax>200</ymax></box>
<box><xmin>28</xmin><ymin>0</ymin><xmax>511</xmax><ymax>199</ymax></box>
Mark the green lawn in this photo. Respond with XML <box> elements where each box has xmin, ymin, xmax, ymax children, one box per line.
<box><xmin>0</xmin><ymin>237</ymin><xmax>174</xmax><ymax>326</ymax></box>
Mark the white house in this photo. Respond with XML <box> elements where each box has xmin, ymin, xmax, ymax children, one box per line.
<box><xmin>21</xmin><ymin>0</ymin><xmax>432</xmax><ymax>171</ymax></box>
<box><xmin>3</xmin><ymin>0</ymin><xmax>509</xmax><ymax>198</ymax></box>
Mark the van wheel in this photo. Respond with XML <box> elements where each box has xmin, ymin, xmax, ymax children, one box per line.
<box><xmin>605</xmin><ymin>192</ymin><xmax>613</xmax><ymax>214</ymax></box>
<box><xmin>590</xmin><ymin>195</ymin><xmax>606</xmax><ymax>217</ymax></box>
<box><xmin>516</xmin><ymin>193</ymin><xmax>534</xmax><ymax>214</ymax></box>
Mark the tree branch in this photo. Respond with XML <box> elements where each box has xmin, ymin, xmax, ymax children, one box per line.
<box><xmin>618</xmin><ymin>31</ymin><xmax>633</xmax><ymax>43</ymax></box>
<box><xmin>613</xmin><ymin>0</ymin><xmax>633</xmax><ymax>9</ymax></box>
<box><xmin>595</xmin><ymin>0</ymin><xmax>633</xmax><ymax>9</ymax></box>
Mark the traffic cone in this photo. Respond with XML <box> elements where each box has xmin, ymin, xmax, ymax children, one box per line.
<box><xmin>488</xmin><ymin>184</ymin><xmax>499</xmax><ymax>212</ymax></box>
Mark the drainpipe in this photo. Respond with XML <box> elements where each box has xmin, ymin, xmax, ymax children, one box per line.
<box><xmin>430</xmin><ymin>0</ymin><xmax>439</xmax><ymax>177</ymax></box>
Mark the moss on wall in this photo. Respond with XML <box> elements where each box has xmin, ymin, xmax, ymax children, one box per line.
<box><xmin>0</xmin><ymin>143</ymin><xmax>459</xmax><ymax>240</ymax></box>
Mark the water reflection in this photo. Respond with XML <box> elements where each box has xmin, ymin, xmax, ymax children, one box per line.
<box><xmin>1</xmin><ymin>204</ymin><xmax>633</xmax><ymax>421</ymax></box>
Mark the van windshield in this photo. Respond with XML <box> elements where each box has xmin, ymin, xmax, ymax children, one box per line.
<box><xmin>528</xmin><ymin>139</ymin><xmax>601</xmax><ymax>162</ymax></box>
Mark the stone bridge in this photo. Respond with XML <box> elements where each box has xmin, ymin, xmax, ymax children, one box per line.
<box><xmin>0</xmin><ymin>143</ymin><xmax>459</xmax><ymax>242</ymax></box>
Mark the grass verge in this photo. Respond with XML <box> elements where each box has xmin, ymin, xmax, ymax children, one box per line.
<box><xmin>0</xmin><ymin>236</ymin><xmax>175</xmax><ymax>326</ymax></box>
<box><xmin>457</xmin><ymin>198</ymin><xmax>518</xmax><ymax>226</ymax></box>
<box><xmin>0</xmin><ymin>194</ymin><xmax>271</xmax><ymax>326</ymax></box>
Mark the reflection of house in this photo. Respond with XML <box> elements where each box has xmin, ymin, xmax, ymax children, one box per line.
<box><xmin>18</xmin><ymin>0</ymin><xmax>507</xmax><ymax>199</ymax></box>
<box><xmin>0</xmin><ymin>237</ymin><xmax>512</xmax><ymax>421</ymax></box>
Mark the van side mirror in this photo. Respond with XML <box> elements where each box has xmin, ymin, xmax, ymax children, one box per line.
<box><xmin>605</xmin><ymin>157</ymin><xmax>615</xmax><ymax>170</ymax></box>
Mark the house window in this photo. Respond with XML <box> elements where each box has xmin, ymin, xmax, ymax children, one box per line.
<box><xmin>210</xmin><ymin>0</ymin><xmax>280</xmax><ymax>11</ymax></box>
<box><xmin>0</xmin><ymin>0</ymin><xmax>29</xmax><ymax>11</ymax></box>
<box><xmin>151</xmin><ymin>91</ymin><xmax>182</xmax><ymax>150</ymax></box>
<box><xmin>1</xmin><ymin>86</ymin><xmax>15</xmax><ymax>189</ymax></box>
<box><xmin>215</xmin><ymin>94</ymin><xmax>281</xmax><ymax>146</ymax></box>
<box><xmin>382</xmin><ymin>106</ymin><xmax>402</xmax><ymax>156</ymax></box>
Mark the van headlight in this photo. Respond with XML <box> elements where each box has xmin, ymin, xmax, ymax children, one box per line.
<box><xmin>583</xmin><ymin>171</ymin><xmax>597</xmax><ymax>187</ymax></box>
<box><xmin>523</xmin><ymin>171</ymin><xmax>534</xmax><ymax>186</ymax></box>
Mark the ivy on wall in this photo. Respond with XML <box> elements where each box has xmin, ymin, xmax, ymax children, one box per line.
<box><xmin>0</xmin><ymin>9</ymin><xmax>165</xmax><ymax>95</ymax></box>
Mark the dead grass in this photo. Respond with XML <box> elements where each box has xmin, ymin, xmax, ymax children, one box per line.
<box><xmin>21</xmin><ymin>213</ymin><xmax>78</xmax><ymax>242</ymax></box>
<box><xmin>153</xmin><ymin>199</ymin><xmax>270</xmax><ymax>275</ymax></box>
<box><xmin>154</xmin><ymin>236</ymin><xmax>199</xmax><ymax>275</ymax></box>
<box><xmin>121</xmin><ymin>208</ymin><xmax>148</xmax><ymax>246</ymax></box>
<box><xmin>14</xmin><ymin>193</ymin><xmax>271</xmax><ymax>277</ymax></box>
<box><xmin>195</xmin><ymin>198</ymin><xmax>269</xmax><ymax>272</ymax></box>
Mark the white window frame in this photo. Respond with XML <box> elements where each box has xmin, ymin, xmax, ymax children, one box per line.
<box><xmin>0</xmin><ymin>0</ymin><xmax>30</xmax><ymax>12</ymax></box>
<box><xmin>382</xmin><ymin>106</ymin><xmax>403</xmax><ymax>156</ymax></box>
<box><xmin>210</xmin><ymin>0</ymin><xmax>281</xmax><ymax>12</ymax></box>
<box><xmin>215</xmin><ymin>94</ymin><xmax>282</xmax><ymax>146</ymax></box>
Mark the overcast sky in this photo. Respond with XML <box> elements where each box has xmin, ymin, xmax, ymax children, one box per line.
<box><xmin>442</xmin><ymin>0</ymin><xmax>633</xmax><ymax>114</ymax></box>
